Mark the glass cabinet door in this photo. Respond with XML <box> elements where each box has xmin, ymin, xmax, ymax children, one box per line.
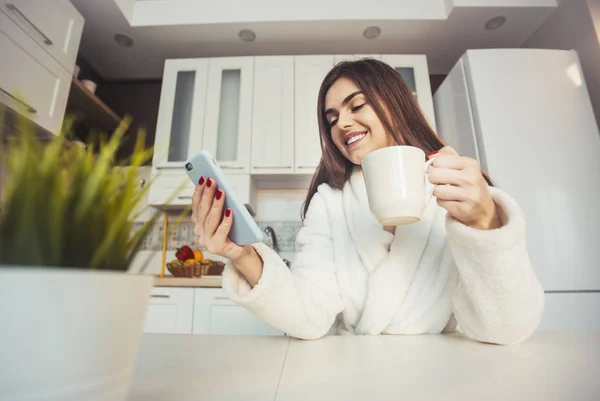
<box><xmin>202</xmin><ymin>57</ymin><xmax>254</xmax><ymax>174</ymax></box>
<box><xmin>152</xmin><ymin>59</ymin><xmax>209</xmax><ymax>167</ymax></box>
<box><xmin>380</xmin><ymin>55</ymin><xmax>436</xmax><ymax>130</ymax></box>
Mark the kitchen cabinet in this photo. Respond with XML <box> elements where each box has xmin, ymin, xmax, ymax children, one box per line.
<box><xmin>334</xmin><ymin>54</ymin><xmax>381</xmax><ymax>63</ymax></box>
<box><xmin>148</xmin><ymin>169</ymin><xmax>255</xmax><ymax>208</ymax></box>
<box><xmin>150</xmin><ymin>53</ymin><xmax>437</xmax><ymax>204</ymax></box>
<box><xmin>250</xmin><ymin>56</ymin><xmax>294</xmax><ymax>174</ymax></box>
<box><xmin>152</xmin><ymin>59</ymin><xmax>209</xmax><ymax>168</ymax></box>
<box><xmin>0</xmin><ymin>0</ymin><xmax>83</xmax><ymax>72</ymax></box>
<box><xmin>0</xmin><ymin>10</ymin><xmax>74</xmax><ymax>134</ymax></box>
<box><xmin>193</xmin><ymin>288</ymin><xmax>285</xmax><ymax>336</ymax></box>
<box><xmin>293</xmin><ymin>55</ymin><xmax>334</xmax><ymax>174</ymax></box>
<box><xmin>143</xmin><ymin>287</ymin><xmax>194</xmax><ymax>334</ymax></box>
<box><xmin>202</xmin><ymin>57</ymin><xmax>254</xmax><ymax>174</ymax></box>
<box><xmin>380</xmin><ymin>55</ymin><xmax>436</xmax><ymax>130</ymax></box>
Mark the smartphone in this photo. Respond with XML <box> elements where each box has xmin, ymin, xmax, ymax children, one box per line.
<box><xmin>184</xmin><ymin>151</ymin><xmax>263</xmax><ymax>246</ymax></box>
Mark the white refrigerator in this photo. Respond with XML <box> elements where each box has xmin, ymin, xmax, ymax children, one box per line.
<box><xmin>434</xmin><ymin>49</ymin><xmax>600</xmax><ymax>331</ymax></box>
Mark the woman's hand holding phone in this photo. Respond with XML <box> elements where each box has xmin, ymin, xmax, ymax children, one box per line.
<box><xmin>191</xmin><ymin>176</ymin><xmax>246</xmax><ymax>261</ymax></box>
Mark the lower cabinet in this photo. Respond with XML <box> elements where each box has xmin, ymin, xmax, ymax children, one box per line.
<box><xmin>142</xmin><ymin>287</ymin><xmax>285</xmax><ymax>336</ymax></box>
<box><xmin>143</xmin><ymin>287</ymin><xmax>194</xmax><ymax>334</ymax></box>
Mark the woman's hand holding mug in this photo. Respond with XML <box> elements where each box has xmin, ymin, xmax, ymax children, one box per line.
<box><xmin>427</xmin><ymin>146</ymin><xmax>502</xmax><ymax>230</ymax></box>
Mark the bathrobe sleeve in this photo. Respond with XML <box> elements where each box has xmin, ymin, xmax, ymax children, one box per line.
<box><xmin>446</xmin><ymin>187</ymin><xmax>545</xmax><ymax>345</ymax></box>
<box><xmin>221</xmin><ymin>190</ymin><xmax>345</xmax><ymax>340</ymax></box>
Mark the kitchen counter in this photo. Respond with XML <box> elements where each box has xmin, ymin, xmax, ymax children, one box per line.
<box><xmin>129</xmin><ymin>332</ymin><xmax>600</xmax><ymax>401</ymax></box>
<box><xmin>152</xmin><ymin>276</ymin><xmax>222</xmax><ymax>287</ymax></box>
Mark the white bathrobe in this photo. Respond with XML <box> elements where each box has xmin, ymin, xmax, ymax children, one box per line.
<box><xmin>222</xmin><ymin>169</ymin><xmax>545</xmax><ymax>344</ymax></box>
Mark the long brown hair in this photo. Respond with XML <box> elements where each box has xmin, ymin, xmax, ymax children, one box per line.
<box><xmin>301</xmin><ymin>58</ymin><xmax>491</xmax><ymax>219</ymax></box>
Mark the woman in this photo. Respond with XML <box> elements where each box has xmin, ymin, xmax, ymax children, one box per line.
<box><xmin>191</xmin><ymin>58</ymin><xmax>544</xmax><ymax>344</ymax></box>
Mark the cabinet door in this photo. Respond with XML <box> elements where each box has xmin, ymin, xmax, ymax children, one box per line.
<box><xmin>0</xmin><ymin>11</ymin><xmax>71</xmax><ymax>135</ymax></box>
<box><xmin>153</xmin><ymin>59</ymin><xmax>209</xmax><ymax>168</ymax></box>
<box><xmin>293</xmin><ymin>55</ymin><xmax>334</xmax><ymax>174</ymax></box>
<box><xmin>333</xmin><ymin>54</ymin><xmax>381</xmax><ymax>63</ymax></box>
<box><xmin>380</xmin><ymin>55</ymin><xmax>436</xmax><ymax>130</ymax></box>
<box><xmin>148</xmin><ymin>169</ymin><xmax>254</xmax><ymax>208</ymax></box>
<box><xmin>0</xmin><ymin>0</ymin><xmax>83</xmax><ymax>72</ymax></box>
<box><xmin>143</xmin><ymin>287</ymin><xmax>194</xmax><ymax>334</ymax></box>
<box><xmin>193</xmin><ymin>288</ymin><xmax>284</xmax><ymax>336</ymax></box>
<box><xmin>251</xmin><ymin>56</ymin><xmax>294</xmax><ymax>174</ymax></box>
<box><xmin>203</xmin><ymin>57</ymin><xmax>254</xmax><ymax>174</ymax></box>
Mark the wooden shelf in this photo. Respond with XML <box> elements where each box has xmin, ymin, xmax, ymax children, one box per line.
<box><xmin>66</xmin><ymin>78</ymin><xmax>122</xmax><ymax>133</ymax></box>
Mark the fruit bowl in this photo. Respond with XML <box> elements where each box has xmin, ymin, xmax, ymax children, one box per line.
<box><xmin>166</xmin><ymin>260</ymin><xmax>225</xmax><ymax>278</ymax></box>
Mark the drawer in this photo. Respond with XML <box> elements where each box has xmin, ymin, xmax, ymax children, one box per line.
<box><xmin>0</xmin><ymin>11</ymin><xmax>71</xmax><ymax>134</ymax></box>
<box><xmin>148</xmin><ymin>167</ymin><xmax>254</xmax><ymax>207</ymax></box>
<box><xmin>0</xmin><ymin>0</ymin><xmax>83</xmax><ymax>72</ymax></box>
<box><xmin>193</xmin><ymin>288</ymin><xmax>285</xmax><ymax>336</ymax></box>
<box><xmin>538</xmin><ymin>292</ymin><xmax>600</xmax><ymax>332</ymax></box>
<box><xmin>143</xmin><ymin>287</ymin><xmax>194</xmax><ymax>334</ymax></box>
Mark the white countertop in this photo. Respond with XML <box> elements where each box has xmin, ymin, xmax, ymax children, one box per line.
<box><xmin>129</xmin><ymin>332</ymin><xmax>600</xmax><ymax>401</ymax></box>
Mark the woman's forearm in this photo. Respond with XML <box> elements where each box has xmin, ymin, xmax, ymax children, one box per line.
<box><xmin>231</xmin><ymin>245</ymin><xmax>264</xmax><ymax>287</ymax></box>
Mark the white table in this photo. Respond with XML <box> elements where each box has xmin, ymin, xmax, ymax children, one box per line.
<box><xmin>129</xmin><ymin>332</ymin><xmax>600</xmax><ymax>401</ymax></box>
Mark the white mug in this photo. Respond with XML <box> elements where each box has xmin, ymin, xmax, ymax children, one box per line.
<box><xmin>361</xmin><ymin>146</ymin><xmax>436</xmax><ymax>225</ymax></box>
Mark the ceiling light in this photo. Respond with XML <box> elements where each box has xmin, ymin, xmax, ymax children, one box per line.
<box><xmin>485</xmin><ymin>16</ymin><xmax>506</xmax><ymax>30</ymax></box>
<box><xmin>114</xmin><ymin>33</ymin><xmax>134</xmax><ymax>47</ymax></box>
<box><xmin>238</xmin><ymin>29</ymin><xmax>256</xmax><ymax>42</ymax></box>
<box><xmin>363</xmin><ymin>26</ymin><xmax>381</xmax><ymax>40</ymax></box>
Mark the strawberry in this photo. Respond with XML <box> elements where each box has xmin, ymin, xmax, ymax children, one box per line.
<box><xmin>175</xmin><ymin>245</ymin><xmax>194</xmax><ymax>261</ymax></box>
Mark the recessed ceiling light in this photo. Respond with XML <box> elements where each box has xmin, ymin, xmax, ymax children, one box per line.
<box><xmin>485</xmin><ymin>16</ymin><xmax>506</xmax><ymax>30</ymax></box>
<box><xmin>114</xmin><ymin>33</ymin><xmax>134</xmax><ymax>47</ymax></box>
<box><xmin>363</xmin><ymin>26</ymin><xmax>381</xmax><ymax>40</ymax></box>
<box><xmin>238</xmin><ymin>29</ymin><xmax>256</xmax><ymax>42</ymax></box>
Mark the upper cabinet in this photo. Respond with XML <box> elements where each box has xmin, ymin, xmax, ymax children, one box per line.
<box><xmin>202</xmin><ymin>57</ymin><xmax>254</xmax><ymax>174</ymax></box>
<box><xmin>294</xmin><ymin>55</ymin><xmax>334</xmax><ymax>174</ymax></box>
<box><xmin>251</xmin><ymin>56</ymin><xmax>294</xmax><ymax>174</ymax></box>
<box><xmin>380</xmin><ymin>55</ymin><xmax>436</xmax><ymax>130</ymax></box>
<box><xmin>0</xmin><ymin>2</ymin><xmax>83</xmax><ymax>135</ymax></box>
<box><xmin>0</xmin><ymin>0</ymin><xmax>83</xmax><ymax>72</ymax></box>
<box><xmin>149</xmin><ymin>54</ymin><xmax>436</xmax><ymax>206</ymax></box>
<box><xmin>153</xmin><ymin>59</ymin><xmax>209</xmax><ymax>167</ymax></box>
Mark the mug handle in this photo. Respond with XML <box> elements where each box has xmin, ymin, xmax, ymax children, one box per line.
<box><xmin>424</xmin><ymin>156</ymin><xmax>437</xmax><ymax>204</ymax></box>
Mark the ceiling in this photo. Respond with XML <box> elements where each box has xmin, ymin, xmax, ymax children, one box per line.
<box><xmin>70</xmin><ymin>0</ymin><xmax>557</xmax><ymax>80</ymax></box>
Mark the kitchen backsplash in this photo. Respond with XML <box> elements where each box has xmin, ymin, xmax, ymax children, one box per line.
<box><xmin>133</xmin><ymin>216</ymin><xmax>302</xmax><ymax>252</ymax></box>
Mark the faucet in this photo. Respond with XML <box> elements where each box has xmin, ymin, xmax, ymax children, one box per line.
<box><xmin>263</xmin><ymin>226</ymin><xmax>291</xmax><ymax>268</ymax></box>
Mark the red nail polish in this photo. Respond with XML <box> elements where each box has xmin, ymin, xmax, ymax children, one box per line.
<box><xmin>225</xmin><ymin>208</ymin><xmax>231</xmax><ymax>217</ymax></box>
<box><xmin>216</xmin><ymin>189</ymin><xmax>223</xmax><ymax>200</ymax></box>
<box><xmin>206</xmin><ymin>179</ymin><xmax>212</xmax><ymax>188</ymax></box>
<box><xmin>427</xmin><ymin>150</ymin><xmax>439</xmax><ymax>158</ymax></box>
<box><xmin>198</xmin><ymin>176</ymin><xmax>205</xmax><ymax>185</ymax></box>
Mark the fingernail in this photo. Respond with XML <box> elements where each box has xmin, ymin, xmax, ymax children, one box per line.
<box><xmin>216</xmin><ymin>189</ymin><xmax>223</xmax><ymax>200</ymax></box>
<box><xmin>198</xmin><ymin>176</ymin><xmax>205</xmax><ymax>185</ymax></box>
<box><xmin>427</xmin><ymin>150</ymin><xmax>439</xmax><ymax>158</ymax></box>
<box><xmin>225</xmin><ymin>208</ymin><xmax>232</xmax><ymax>217</ymax></box>
<box><xmin>206</xmin><ymin>179</ymin><xmax>212</xmax><ymax>188</ymax></box>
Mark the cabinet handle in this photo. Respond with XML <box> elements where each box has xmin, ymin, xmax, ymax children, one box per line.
<box><xmin>253</xmin><ymin>166</ymin><xmax>292</xmax><ymax>169</ymax></box>
<box><xmin>214</xmin><ymin>296</ymin><xmax>229</xmax><ymax>300</ymax></box>
<box><xmin>0</xmin><ymin>87</ymin><xmax>37</xmax><ymax>113</ymax></box>
<box><xmin>296</xmin><ymin>166</ymin><xmax>317</xmax><ymax>169</ymax></box>
<box><xmin>6</xmin><ymin>4</ymin><xmax>53</xmax><ymax>45</ymax></box>
<box><xmin>150</xmin><ymin>294</ymin><xmax>170</xmax><ymax>299</ymax></box>
<box><xmin>221</xmin><ymin>165</ymin><xmax>244</xmax><ymax>170</ymax></box>
<box><xmin>139</xmin><ymin>179</ymin><xmax>146</xmax><ymax>188</ymax></box>
<box><xmin>155</xmin><ymin>165</ymin><xmax>182</xmax><ymax>170</ymax></box>
<box><xmin>177</xmin><ymin>196</ymin><xmax>193</xmax><ymax>199</ymax></box>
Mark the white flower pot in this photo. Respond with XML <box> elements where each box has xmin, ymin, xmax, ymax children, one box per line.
<box><xmin>0</xmin><ymin>268</ymin><xmax>153</xmax><ymax>401</ymax></box>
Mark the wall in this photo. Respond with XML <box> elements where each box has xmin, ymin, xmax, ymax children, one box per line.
<box><xmin>523</xmin><ymin>0</ymin><xmax>600</xmax><ymax>129</ymax></box>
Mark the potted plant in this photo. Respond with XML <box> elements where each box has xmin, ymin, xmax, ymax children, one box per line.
<box><xmin>0</xmin><ymin>113</ymin><xmax>168</xmax><ymax>401</ymax></box>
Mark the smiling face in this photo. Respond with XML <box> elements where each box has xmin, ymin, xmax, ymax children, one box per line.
<box><xmin>324</xmin><ymin>77</ymin><xmax>396</xmax><ymax>165</ymax></box>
